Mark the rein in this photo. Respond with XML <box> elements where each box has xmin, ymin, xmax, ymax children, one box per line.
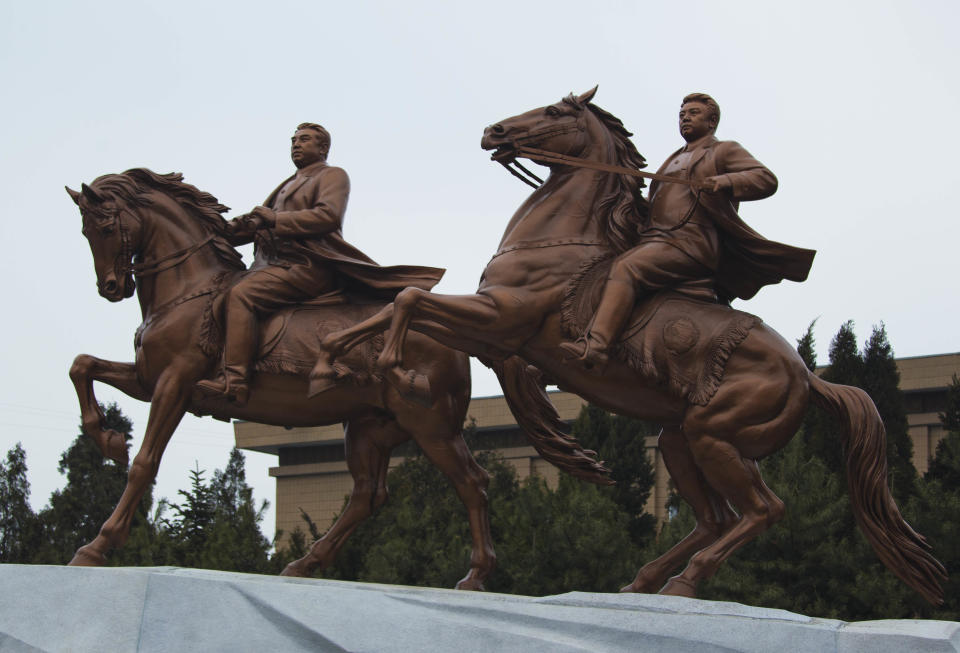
<box><xmin>131</xmin><ymin>234</ymin><xmax>215</xmax><ymax>277</ymax></box>
<box><xmin>500</xmin><ymin>145</ymin><xmax>713</xmax><ymax>191</ymax></box>
<box><xmin>114</xmin><ymin>208</ymin><xmax>215</xmax><ymax>279</ymax></box>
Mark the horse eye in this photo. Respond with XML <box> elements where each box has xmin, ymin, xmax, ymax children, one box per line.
<box><xmin>546</xmin><ymin>106</ymin><xmax>560</xmax><ymax>117</ymax></box>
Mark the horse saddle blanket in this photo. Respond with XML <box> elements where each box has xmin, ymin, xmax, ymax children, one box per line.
<box><xmin>202</xmin><ymin>289</ymin><xmax>383</xmax><ymax>384</ymax></box>
<box><xmin>561</xmin><ymin>255</ymin><xmax>761</xmax><ymax>406</ymax></box>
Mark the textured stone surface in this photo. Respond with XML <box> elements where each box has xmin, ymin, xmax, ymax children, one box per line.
<box><xmin>1</xmin><ymin>565</ymin><xmax>957</xmax><ymax>652</ymax></box>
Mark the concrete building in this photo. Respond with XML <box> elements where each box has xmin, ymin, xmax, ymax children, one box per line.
<box><xmin>235</xmin><ymin>353</ymin><xmax>959</xmax><ymax>545</ymax></box>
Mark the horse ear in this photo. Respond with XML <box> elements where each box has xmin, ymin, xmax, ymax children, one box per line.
<box><xmin>65</xmin><ymin>186</ymin><xmax>81</xmax><ymax>205</ymax></box>
<box><xmin>578</xmin><ymin>85</ymin><xmax>598</xmax><ymax>104</ymax></box>
<box><xmin>81</xmin><ymin>183</ymin><xmax>103</xmax><ymax>204</ymax></box>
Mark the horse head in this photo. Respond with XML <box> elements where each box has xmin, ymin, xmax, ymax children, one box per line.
<box><xmin>68</xmin><ymin>169</ymin><xmax>243</xmax><ymax>304</ymax></box>
<box><xmin>482</xmin><ymin>86</ymin><xmax>600</xmax><ymax>165</ymax></box>
<box><xmin>482</xmin><ymin>87</ymin><xmax>648</xmax><ymax>253</ymax></box>
<box><xmin>67</xmin><ymin>178</ymin><xmax>142</xmax><ymax>302</ymax></box>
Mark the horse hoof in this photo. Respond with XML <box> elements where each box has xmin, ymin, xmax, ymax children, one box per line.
<box><xmin>69</xmin><ymin>544</ymin><xmax>106</xmax><ymax>567</ymax></box>
<box><xmin>104</xmin><ymin>430</ymin><xmax>129</xmax><ymax>466</ymax></box>
<box><xmin>279</xmin><ymin>560</ymin><xmax>312</xmax><ymax>578</ymax></box>
<box><xmin>658</xmin><ymin>576</ymin><xmax>697</xmax><ymax>598</ymax></box>
<box><xmin>455</xmin><ymin>576</ymin><xmax>486</xmax><ymax>591</ymax></box>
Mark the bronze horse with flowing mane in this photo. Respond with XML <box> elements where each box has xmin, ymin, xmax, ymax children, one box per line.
<box><xmin>315</xmin><ymin>88</ymin><xmax>946</xmax><ymax>604</ymax></box>
<box><xmin>66</xmin><ymin>169</ymin><xmax>503</xmax><ymax>588</ymax></box>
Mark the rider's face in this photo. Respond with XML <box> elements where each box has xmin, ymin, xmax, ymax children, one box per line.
<box><xmin>291</xmin><ymin>130</ymin><xmax>327</xmax><ymax>168</ymax></box>
<box><xmin>678</xmin><ymin>102</ymin><xmax>716</xmax><ymax>143</ymax></box>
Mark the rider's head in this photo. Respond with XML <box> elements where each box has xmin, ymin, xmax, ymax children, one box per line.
<box><xmin>291</xmin><ymin>123</ymin><xmax>331</xmax><ymax>168</ymax></box>
<box><xmin>679</xmin><ymin>93</ymin><xmax>720</xmax><ymax>143</ymax></box>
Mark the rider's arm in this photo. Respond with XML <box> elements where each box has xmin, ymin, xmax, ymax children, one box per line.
<box><xmin>713</xmin><ymin>141</ymin><xmax>778</xmax><ymax>201</ymax></box>
<box><xmin>272</xmin><ymin>166</ymin><xmax>350</xmax><ymax>238</ymax></box>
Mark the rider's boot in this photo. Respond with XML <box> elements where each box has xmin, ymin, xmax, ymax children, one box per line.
<box><xmin>195</xmin><ymin>300</ymin><xmax>254</xmax><ymax>405</ymax></box>
<box><xmin>558</xmin><ymin>279</ymin><xmax>635</xmax><ymax>373</ymax></box>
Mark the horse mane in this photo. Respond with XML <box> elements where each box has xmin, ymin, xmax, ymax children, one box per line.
<box><xmin>585</xmin><ymin>103</ymin><xmax>649</xmax><ymax>254</ymax></box>
<box><xmin>92</xmin><ymin>168</ymin><xmax>245</xmax><ymax>270</ymax></box>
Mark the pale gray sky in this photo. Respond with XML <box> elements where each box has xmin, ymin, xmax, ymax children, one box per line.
<box><xmin>1</xmin><ymin>1</ymin><xmax>957</xmax><ymax>543</ymax></box>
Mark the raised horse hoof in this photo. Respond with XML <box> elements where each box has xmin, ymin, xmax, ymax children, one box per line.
<box><xmin>68</xmin><ymin>544</ymin><xmax>106</xmax><ymax>567</ymax></box>
<box><xmin>658</xmin><ymin>575</ymin><xmax>698</xmax><ymax>598</ymax></box>
<box><xmin>619</xmin><ymin>573</ymin><xmax>659</xmax><ymax>594</ymax></box>
<box><xmin>103</xmin><ymin>429</ymin><xmax>130</xmax><ymax>467</ymax></box>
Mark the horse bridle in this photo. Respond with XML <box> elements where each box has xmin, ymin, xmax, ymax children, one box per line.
<box><xmin>113</xmin><ymin>208</ymin><xmax>215</xmax><ymax>279</ymax></box>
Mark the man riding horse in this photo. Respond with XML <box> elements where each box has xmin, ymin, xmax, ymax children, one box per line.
<box><xmin>196</xmin><ymin>122</ymin><xmax>443</xmax><ymax>404</ymax></box>
<box><xmin>559</xmin><ymin>93</ymin><xmax>815</xmax><ymax>370</ymax></box>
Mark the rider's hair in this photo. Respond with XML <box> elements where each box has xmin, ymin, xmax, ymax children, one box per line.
<box><xmin>296</xmin><ymin>122</ymin><xmax>331</xmax><ymax>156</ymax></box>
<box><xmin>681</xmin><ymin>93</ymin><xmax>720</xmax><ymax>129</ymax></box>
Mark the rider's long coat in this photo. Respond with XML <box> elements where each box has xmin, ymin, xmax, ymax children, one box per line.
<box><xmin>250</xmin><ymin>160</ymin><xmax>445</xmax><ymax>295</ymax></box>
<box><xmin>647</xmin><ymin>136</ymin><xmax>815</xmax><ymax>302</ymax></box>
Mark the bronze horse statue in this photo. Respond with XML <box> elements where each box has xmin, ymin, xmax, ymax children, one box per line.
<box><xmin>315</xmin><ymin>88</ymin><xmax>946</xmax><ymax>604</ymax></box>
<box><xmin>65</xmin><ymin>169</ymin><xmax>502</xmax><ymax>589</ymax></box>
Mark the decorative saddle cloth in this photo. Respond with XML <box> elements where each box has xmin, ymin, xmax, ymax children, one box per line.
<box><xmin>201</xmin><ymin>285</ymin><xmax>383</xmax><ymax>385</ymax></box>
<box><xmin>561</xmin><ymin>255</ymin><xmax>761</xmax><ymax>406</ymax></box>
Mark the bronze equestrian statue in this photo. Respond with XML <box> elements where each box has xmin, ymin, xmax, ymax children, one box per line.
<box><xmin>63</xmin><ymin>121</ymin><xmax>549</xmax><ymax>588</ymax></box>
<box><xmin>315</xmin><ymin>88</ymin><xmax>946</xmax><ymax>605</ymax></box>
<box><xmin>196</xmin><ymin>122</ymin><xmax>443</xmax><ymax>404</ymax></box>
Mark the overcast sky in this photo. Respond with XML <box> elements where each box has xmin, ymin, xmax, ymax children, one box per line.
<box><xmin>1</xmin><ymin>1</ymin><xmax>957</xmax><ymax>544</ymax></box>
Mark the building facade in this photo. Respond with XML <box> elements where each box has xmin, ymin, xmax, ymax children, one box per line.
<box><xmin>235</xmin><ymin>353</ymin><xmax>959</xmax><ymax>545</ymax></box>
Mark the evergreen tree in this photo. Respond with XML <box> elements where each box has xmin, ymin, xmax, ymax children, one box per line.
<box><xmin>570</xmin><ymin>405</ymin><xmax>658</xmax><ymax>547</ymax></box>
<box><xmin>33</xmin><ymin>403</ymin><xmax>155</xmax><ymax>565</ymax></box>
<box><xmin>795</xmin><ymin>319</ymin><xmax>817</xmax><ymax>372</ymax></box>
<box><xmin>158</xmin><ymin>449</ymin><xmax>271</xmax><ymax>573</ymax></box>
<box><xmin>319</xmin><ymin>442</ymin><xmax>639</xmax><ymax>595</ymax></box>
<box><xmin>806</xmin><ymin>320</ymin><xmax>863</xmax><ymax>476</ymax></box>
<box><xmin>0</xmin><ymin>443</ymin><xmax>39</xmax><ymax>562</ymax></box>
<box><xmin>861</xmin><ymin>324</ymin><xmax>916</xmax><ymax>501</ymax></box>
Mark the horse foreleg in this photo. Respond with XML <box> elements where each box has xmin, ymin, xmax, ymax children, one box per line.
<box><xmin>69</xmin><ymin>355</ymin><xmax>150</xmax><ymax>466</ymax></box>
<box><xmin>69</xmin><ymin>369</ymin><xmax>191</xmax><ymax>566</ymax></box>
<box><xmin>622</xmin><ymin>426</ymin><xmax>737</xmax><ymax>593</ymax></box>
<box><xmin>281</xmin><ymin>417</ymin><xmax>391</xmax><ymax>577</ymax></box>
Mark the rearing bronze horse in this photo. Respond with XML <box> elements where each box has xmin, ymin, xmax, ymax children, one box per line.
<box><xmin>315</xmin><ymin>88</ymin><xmax>946</xmax><ymax>604</ymax></box>
<box><xmin>66</xmin><ymin>169</ymin><xmax>504</xmax><ymax>589</ymax></box>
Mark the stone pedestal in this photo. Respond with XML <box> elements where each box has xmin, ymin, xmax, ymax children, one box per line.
<box><xmin>1</xmin><ymin>565</ymin><xmax>957</xmax><ymax>652</ymax></box>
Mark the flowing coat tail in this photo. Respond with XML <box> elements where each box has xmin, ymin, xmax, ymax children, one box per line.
<box><xmin>808</xmin><ymin>372</ymin><xmax>947</xmax><ymax>605</ymax></box>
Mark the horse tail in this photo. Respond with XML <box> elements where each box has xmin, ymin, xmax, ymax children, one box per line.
<box><xmin>808</xmin><ymin>372</ymin><xmax>946</xmax><ymax>605</ymax></box>
<box><xmin>494</xmin><ymin>356</ymin><xmax>613</xmax><ymax>485</ymax></box>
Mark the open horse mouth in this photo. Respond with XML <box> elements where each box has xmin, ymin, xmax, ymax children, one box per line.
<box><xmin>489</xmin><ymin>144</ymin><xmax>518</xmax><ymax>164</ymax></box>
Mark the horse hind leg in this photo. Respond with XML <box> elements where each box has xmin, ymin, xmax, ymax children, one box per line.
<box><xmin>392</xmin><ymin>398</ymin><xmax>496</xmax><ymax>590</ymax></box>
<box><xmin>281</xmin><ymin>417</ymin><xmax>393</xmax><ymax>578</ymax></box>
<box><xmin>622</xmin><ymin>426</ymin><xmax>738</xmax><ymax>594</ymax></box>
<box><xmin>69</xmin><ymin>355</ymin><xmax>150</xmax><ymax>466</ymax></box>
<box><xmin>659</xmin><ymin>433</ymin><xmax>785</xmax><ymax>597</ymax></box>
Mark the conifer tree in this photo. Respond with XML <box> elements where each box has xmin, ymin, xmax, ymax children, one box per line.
<box><xmin>0</xmin><ymin>443</ymin><xmax>38</xmax><ymax>562</ymax></box>
<box><xmin>33</xmin><ymin>403</ymin><xmax>155</xmax><ymax>565</ymax></box>
<box><xmin>861</xmin><ymin>324</ymin><xmax>916</xmax><ymax>501</ymax></box>
<box><xmin>570</xmin><ymin>405</ymin><xmax>658</xmax><ymax>546</ymax></box>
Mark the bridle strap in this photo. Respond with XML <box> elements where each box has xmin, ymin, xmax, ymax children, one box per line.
<box><xmin>129</xmin><ymin>234</ymin><xmax>215</xmax><ymax>277</ymax></box>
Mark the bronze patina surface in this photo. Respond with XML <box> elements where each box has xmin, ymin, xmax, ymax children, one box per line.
<box><xmin>65</xmin><ymin>125</ymin><xmax>499</xmax><ymax>589</ymax></box>
<box><xmin>316</xmin><ymin>89</ymin><xmax>946</xmax><ymax>605</ymax></box>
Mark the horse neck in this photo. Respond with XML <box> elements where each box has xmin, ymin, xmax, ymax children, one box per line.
<box><xmin>497</xmin><ymin>139</ymin><xmax>617</xmax><ymax>250</ymax></box>
<box><xmin>134</xmin><ymin>196</ymin><xmax>230</xmax><ymax>318</ymax></box>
